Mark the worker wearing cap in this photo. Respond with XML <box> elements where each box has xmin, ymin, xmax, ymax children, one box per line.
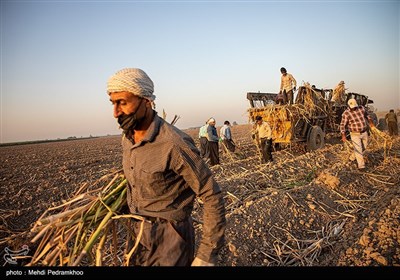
<box><xmin>340</xmin><ymin>98</ymin><xmax>375</xmax><ymax>170</ymax></box>
<box><xmin>107</xmin><ymin>68</ymin><xmax>226</xmax><ymax>266</ymax></box>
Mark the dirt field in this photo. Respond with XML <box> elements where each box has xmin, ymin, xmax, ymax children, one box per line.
<box><xmin>0</xmin><ymin>124</ymin><xmax>399</xmax><ymax>267</ymax></box>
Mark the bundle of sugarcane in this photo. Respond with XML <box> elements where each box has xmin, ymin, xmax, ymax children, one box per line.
<box><xmin>270</xmin><ymin>106</ymin><xmax>291</xmax><ymax>140</ymax></box>
<box><xmin>331</xmin><ymin>82</ymin><xmax>345</xmax><ymax>103</ymax></box>
<box><xmin>27</xmin><ymin>170</ymin><xmax>144</xmax><ymax>266</ymax></box>
<box><xmin>249</xmin><ymin>105</ymin><xmax>290</xmax><ymax>140</ymax></box>
<box><xmin>302</xmin><ymin>82</ymin><xmax>330</xmax><ymax>117</ymax></box>
<box><xmin>302</xmin><ymin>83</ymin><xmax>317</xmax><ymax>114</ymax></box>
<box><xmin>342</xmin><ymin>126</ymin><xmax>393</xmax><ymax>161</ymax></box>
<box><xmin>369</xmin><ymin>126</ymin><xmax>393</xmax><ymax>159</ymax></box>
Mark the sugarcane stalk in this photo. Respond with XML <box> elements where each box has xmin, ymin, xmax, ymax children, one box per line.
<box><xmin>99</xmin><ymin>172</ymin><xmax>123</xmax><ymax>195</ymax></box>
<box><xmin>85</xmin><ymin>178</ymin><xmax>126</xmax><ymax>222</ymax></box>
<box><xmin>47</xmin><ymin>194</ymin><xmax>86</xmax><ymax>211</ymax></box>
<box><xmin>43</xmin><ymin>226</ymin><xmax>78</xmax><ymax>266</ymax></box>
<box><xmin>29</xmin><ymin>242</ymin><xmax>53</xmax><ymax>265</ymax></box>
<box><xmin>125</xmin><ymin>219</ymin><xmax>144</xmax><ymax>266</ymax></box>
<box><xmin>111</xmin><ymin>220</ymin><xmax>118</xmax><ymax>266</ymax></box>
<box><xmin>28</xmin><ymin>172</ymin><xmax>127</xmax><ymax>266</ymax></box>
<box><xmin>30</xmin><ymin>224</ymin><xmax>51</xmax><ymax>243</ymax></box>
<box><xmin>69</xmin><ymin>221</ymin><xmax>86</xmax><ymax>265</ymax></box>
<box><xmin>102</xmin><ymin>178</ymin><xmax>127</xmax><ymax>202</ymax></box>
<box><xmin>95</xmin><ymin>226</ymin><xmax>108</xmax><ymax>266</ymax></box>
<box><xmin>35</xmin><ymin>205</ymin><xmax>89</xmax><ymax>226</ymax></box>
<box><xmin>72</xmin><ymin>187</ymin><xmax>127</xmax><ymax>266</ymax></box>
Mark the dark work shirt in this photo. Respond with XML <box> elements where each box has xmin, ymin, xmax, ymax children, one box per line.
<box><xmin>121</xmin><ymin>112</ymin><xmax>226</xmax><ymax>263</ymax></box>
<box><xmin>206</xmin><ymin>125</ymin><xmax>219</xmax><ymax>142</ymax></box>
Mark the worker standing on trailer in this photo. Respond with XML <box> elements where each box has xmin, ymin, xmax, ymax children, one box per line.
<box><xmin>279</xmin><ymin>67</ymin><xmax>297</xmax><ymax>105</ymax></box>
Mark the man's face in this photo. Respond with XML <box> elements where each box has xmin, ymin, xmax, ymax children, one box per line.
<box><xmin>109</xmin><ymin>91</ymin><xmax>142</xmax><ymax>118</ymax></box>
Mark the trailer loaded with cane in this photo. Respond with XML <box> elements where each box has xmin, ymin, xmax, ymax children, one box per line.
<box><xmin>247</xmin><ymin>84</ymin><xmax>376</xmax><ymax>151</ymax></box>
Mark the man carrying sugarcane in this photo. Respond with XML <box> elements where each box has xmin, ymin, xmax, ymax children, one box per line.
<box><xmin>220</xmin><ymin>120</ymin><xmax>236</xmax><ymax>153</ymax></box>
<box><xmin>340</xmin><ymin>98</ymin><xmax>375</xmax><ymax>171</ymax></box>
<box><xmin>252</xmin><ymin>116</ymin><xmax>273</xmax><ymax>163</ymax></box>
<box><xmin>107</xmin><ymin>68</ymin><xmax>226</xmax><ymax>266</ymax></box>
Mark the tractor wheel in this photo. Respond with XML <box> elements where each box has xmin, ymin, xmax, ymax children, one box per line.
<box><xmin>307</xmin><ymin>126</ymin><xmax>325</xmax><ymax>151</ymax></box>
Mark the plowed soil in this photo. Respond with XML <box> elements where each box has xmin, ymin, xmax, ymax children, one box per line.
<box><xmin>1</xmin><ymin>124</ymin><xmax>399</xmax><ymax>267</ymax></box>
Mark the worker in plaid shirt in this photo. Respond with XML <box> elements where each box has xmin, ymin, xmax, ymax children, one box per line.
<box><xmin>340</xmin><ymin>98</ymin><xmax>375</xmax><ymax>170</ymax></box>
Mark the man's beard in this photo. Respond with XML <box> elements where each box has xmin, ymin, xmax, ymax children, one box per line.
<box><xmin>117</xmin><ymin>99</ymin><xmax>146</xmax><ymax>135</ymax></box>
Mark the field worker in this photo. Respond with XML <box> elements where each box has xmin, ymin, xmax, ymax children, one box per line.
<box><xmin>206</xmin><ymin>117</ymin><xmax>220</xmax><ymax>166</ymax></box>
<box><xmin>198</xmin><ymin>121</ymin><xmax>209</xmax><ymax>159</ymax></box>
<box><xmin>279</xmin><ymin>67</ymin><xmax>297</xmax><ymax>105</ymax></box>
<box><xmin>253</xmin><ymin>116</ymin><xmax>273</xmax><ymax>163</ymax></box>
<box><xmin>331</xmin><ymin>81</ymin><xmax>346</xmax><ymax>103</ymax></box>
<box><xmin>340</xmin><ymin>98</ymin><xmax>375</xmax><ymax>171</ymax></box>
<box><xmin>385</xmin><ymin>109</ymin><xmax>398</xmax><ymax>136</ymax></box>
<box><xmin>220</xmin><ymin>120</ymin><xmax>236</xmax><ymax>153</ymax></box>
<box><xmin>107</xmin><ymin>68</ymin><xmax>226</xmax><ymax>266</ymax></box>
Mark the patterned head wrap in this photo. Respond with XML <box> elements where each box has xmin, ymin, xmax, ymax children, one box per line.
<box><xmin>107</xmin><ymin>68</ymin><xmax>156</xmax><ymax>101</ymax></box>
<box><xmin>207</xmin><ymin>118</ymin><xmax>216</xmax><ymax>124</ymax></box>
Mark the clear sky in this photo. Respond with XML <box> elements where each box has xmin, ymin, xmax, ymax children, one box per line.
<box><xmin>1</xmin><ymin>0</ymin><xmax>399</xmax><ymax>143</ymax></box>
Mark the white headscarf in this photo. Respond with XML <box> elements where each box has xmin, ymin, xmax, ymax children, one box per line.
<box><xmin>107</xmin><ymin>68</ymin><xmax>156</xmax><ymax>101</ymax></box>
<box><xmin>207</xmin><ymin>118</ymin><xmax>216</xmax><ymax>124</ymax></box>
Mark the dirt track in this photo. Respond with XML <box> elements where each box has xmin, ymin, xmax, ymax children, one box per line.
<box><xmin>0</xmin><ymin>125</ymin><xmax>399</xmax><ymax>266</ymax></box>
